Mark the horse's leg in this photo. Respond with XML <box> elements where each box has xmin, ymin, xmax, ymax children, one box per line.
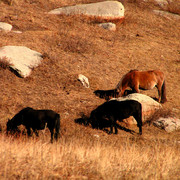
<box><xmin>26</xmin><ymin>127</ymin><xmax>32</xmax><ymax>137</ymax></box>
<box><xmin>55</xmin><ymin>121</ymin><xmax>60</xmax><ymax>141</ymax></box>
<box><xmin>108</xmin><ymin>116</ymin><xmax>114</xmax><ymax>134</ymax></box>
<box><xmin>133</xmin><ymin>113</ymin><xmax>142</xmax><ymax>135</ymax></box>
<box><xmin>50</xmin><ymin>128</ymin><xmax>55</xmax><ymax>143</ymax></box>
<box><xmin>33</xmin><ymin>129</ymin><xmax>39</xmax><ymax>137</ymax></box>
<box><xmin>160</xmin><ymin>81</ymin><xmax>167</xmax><ymax>103</ymax></box>
<box><xmin>114</xmin><ymin>121</ymin><xmax>118</xmax><ymax>134</ymax></box>
<box><xmin>119</xmin><ymin>87</ymin><xmax>127</xmax><ymax>96</ymax></box>
<box><xmin>133</xmin><ymin>82</ymin><xmax>140</xmax><ymax>93</ymax></box>
<box><xmin>109</xmin><ymin>116</ymin><xmax>117</xmax><ymax>134</ymax></box>
<box><xmin>156</xmin><ymin>84</ymin><xmax>162</xmax><ymax>102</ymax></box>
<box><xmin>109</xmin><ymin>123</ymin><xmax>113</xmax><ymax>134</ymax></box>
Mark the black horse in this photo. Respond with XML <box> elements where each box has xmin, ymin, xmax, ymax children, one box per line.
<box><xmin>89</xmin><ymin>100</ymin><xmax>142</xmax><ymax>135</ymax></box>
<box><xmin>6</xmin><ymin>107</ymin><xmax>60</xmax><ymax>143</ymax></box>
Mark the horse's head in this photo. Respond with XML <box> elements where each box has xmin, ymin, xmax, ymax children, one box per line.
<box><xmin>89</xmin><ymin>110</ymin><xmax>97</xmax><ymax>129</ymax></box>
<box><xmin>89</xmin><ymin>109</ymin><xmax>105</xmax><ymax>129</ymax></box>
<box><xmin>74</xmin><ymin>114</ymin><xmax>90</xmax><ymax>126</ymax></box>
<box><xmin>6</xmin><ymin>118</ymin><xmax>19</xmax><ymax>135</ymax></box>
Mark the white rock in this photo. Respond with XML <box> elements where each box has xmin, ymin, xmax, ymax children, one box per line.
<box><xmin>0</xmin><ymin>22</ymin><xmax>12</xmax><ymax>32</ymax></box>
<box><xmin>49</xmin><ymin>1</ymin><xmax>124</xmax><ymax>21</ymax></box>
<box><xmin>153</xmin><ymin>117</ymin><xmax>180</xmax><ymax>132</ymax></box>
<box><xmin>78</xmin><ymin>74</ymin><xmax>89</xmax><ymax>88</ymax></box>
<box><xmin>12</xmin><ymin>30</ymin><xmax>22</xmax><ymax>34</ymax></box>
<box><xmin>0</xmin><ymin>46</ymin><xmax>43</xmax><ymax>78</ymax></box>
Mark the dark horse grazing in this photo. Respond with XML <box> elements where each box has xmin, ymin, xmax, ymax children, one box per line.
<box><xmin>116</xmin><ymin>70</ymin><xmax>167</xmax><ymax>103</ymax></box>
<box><xmin>6</xmin><ymin>107</ymin><xmax>60</xmax><ymax>143</ymax></box>
<box><xmin>89</xmin><ymin>100</ymin><xmax>142</xmax><ymax>135</ymax></box>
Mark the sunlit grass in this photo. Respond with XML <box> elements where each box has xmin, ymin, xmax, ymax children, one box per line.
<box><xmin>0</xmin><ymin>132</ymin><xmax>179</xmax><ymax>179</ymax></box>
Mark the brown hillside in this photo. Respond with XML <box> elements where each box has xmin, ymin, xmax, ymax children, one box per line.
<box><xmin>0</xmin><ymin>0</ymin><xmax>180</xmax><ymax>179</ymax></box>
<box><xmin>0</xmin><ymin>0</ymin><xmax>179</xmax><ymax>126</ymax></box>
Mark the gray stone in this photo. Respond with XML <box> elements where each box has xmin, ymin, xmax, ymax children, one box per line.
<box><xmin>48</xmin><ymin>1</ymin><xmax>124</xmax><ymax>21</ymax></box>
<box><xmin>12</xmin><ymin>30</ymin><xmax>22</xmax><ymax>34</ymax></box>
<box><xmin>153</xmin><ymin>117</ymin><xmax>180</xmax><ymax>132</ymax></box>
<box><xmin>0</xmin><ymin>22</ymin><xmax>12</xmax><ymax>32</ymax></box>
<box><xmin>98</xmin><ymin>22</ymin><xmax>116</xmax><ymax>31</ymax></box>
<box><xmin>0</xmin><ymin>46</ymin><xmax>43</xmax><ymax>78</ymax></box>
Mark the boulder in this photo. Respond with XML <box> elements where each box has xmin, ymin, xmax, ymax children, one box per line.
<box><xmin>78</xmin><ymin>74</ymin><xmax>89</xmax><ymax>88</ymax></box>
<box><xmin>0</xmin><ymin>46</ymin><xmax>43</xmax><ymax>78</ymax></box>
<box><xmin>153</xmin><ymin>117</ymin><xmax>180</xmax><ymax>132</ymax></box>
<box><xmin>113</xmin><ymin>93</ymin><xmax>162</xmax><ymax>124</ymax></box>
<box><xmin>98</xmin><ymin>22</ymin><xmax>116</xmax><ymax>31</ymax></box>
<box><xmin>48</xmin><ymin>1</ymin><xmax>124</xmax><ymax>21</ymax></box>
<box><xmin>0</xmin><ymin>22</ymin><xmax>12</xmax><ymax>32</ymax></box>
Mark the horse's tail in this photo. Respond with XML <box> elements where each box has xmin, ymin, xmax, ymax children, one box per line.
<box><xmin>55</xmin><ymin>114</ymin><xmax>60</xmax><ymax>139</ymax></box>
<box><xmin>161</xmin><ymin>80</ymin><xmax>167</xmax><ymax>103</ymax></box>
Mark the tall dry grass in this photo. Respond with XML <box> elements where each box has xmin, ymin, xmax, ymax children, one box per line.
<box><xmin>0</xmin><ymin>131</ymin><xmax>179</xmax><ymax>179</ymax></box>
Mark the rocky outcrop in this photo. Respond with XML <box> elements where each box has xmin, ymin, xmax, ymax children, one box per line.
<box><xmin>114</xmin><ymin>93</ymin><xmax>162</xmax><ymax>125</ymax></box>
<box><xmin>78</xmin><ymin>74</ymin><xmax>90</xmax><ymax>88</ymax></box>
<box><xmin>0</xmin><ymin>22</ymin><xmax>12</xmax><ymax>32</ymax></box>
<box><xmin>48</xmin><ymin>1</ymin><xmax>124</xmax><ymax>21</ymax></box>
<box><xmin>0</xmin><ymin>46</ymin><xmax>43</xmax><ymax>78</ymax></box>
<box><xmin>153</xmin><ymin>117</ymin><xmax>180</xmax><ymax>132</ymax></box>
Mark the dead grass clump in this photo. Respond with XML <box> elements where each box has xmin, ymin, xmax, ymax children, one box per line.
<box><xmin>61</xmin><ymin>35</ymin><xmax>93</xmax><ymax>54</ymax></box>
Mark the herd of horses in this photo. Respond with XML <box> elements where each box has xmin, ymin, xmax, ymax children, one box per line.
<box><xmin>6</xmin><ymin>70</ymin><xmax>167</xmax><ymax>142</ymax></box>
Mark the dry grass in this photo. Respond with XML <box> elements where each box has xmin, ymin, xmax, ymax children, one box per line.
<box><xmin>0</xmin><ymin>0</ymin><xmax>180</xmax><ymax>179</ymax></box>
<box><xmin>0</xmin><ymin>131</ymin><xmax>180</xmax><ymax>179</ymax></box>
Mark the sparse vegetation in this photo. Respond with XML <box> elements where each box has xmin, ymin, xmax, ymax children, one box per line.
<box><xmin>0</xmin><ymin>0</ymin><xmax>180</xmax><ymax>179</ymax></box>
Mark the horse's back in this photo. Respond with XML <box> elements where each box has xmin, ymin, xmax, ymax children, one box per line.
<box><xmin>116</xmin><ymin>100</ymin><xmax>141</xmax><ymax>114</ymax></box>
<box><xmin>101</xmin><ymin>100</ymin><xmax>141</xmax><ymax>116</ymax></box>
<box><xmin>21</xmin><ymin>108</ymin><xmax>60</xmax><ymax>129</ymax></box>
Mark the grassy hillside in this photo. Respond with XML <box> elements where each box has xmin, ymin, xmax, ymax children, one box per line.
<box><xmin>0</xmin><ymin>0</ymin><xmax>180</xmax><ymax>179</ymax></box>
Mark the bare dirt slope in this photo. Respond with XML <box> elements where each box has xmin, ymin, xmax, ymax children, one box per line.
<box><xmin>0</xmin><ymin>0</ymin><xmax>180</xmax><ymax>139</ymax></box>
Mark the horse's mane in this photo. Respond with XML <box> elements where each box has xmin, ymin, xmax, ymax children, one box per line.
<box><xmin>115</xmin><ymin>69</ymin><xmax>139</xmax><ymax>90</ymax></box>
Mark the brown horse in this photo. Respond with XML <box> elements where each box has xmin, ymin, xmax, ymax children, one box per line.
<box><xmin>116</xmin><ymin>70</ymin><xmax>167</xmax><ymax>103</ymax></box>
